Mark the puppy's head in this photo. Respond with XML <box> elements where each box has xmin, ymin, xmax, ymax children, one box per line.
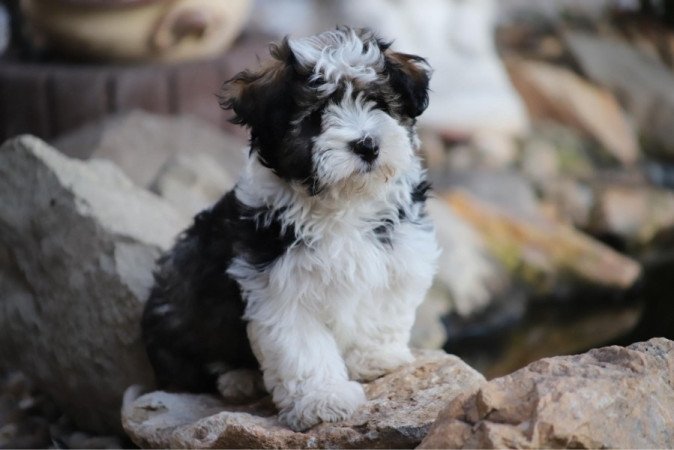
<box><xmin>221</xmin><ymin>26</ymin><xmax>431</xmax><ymax>196</ymax></box>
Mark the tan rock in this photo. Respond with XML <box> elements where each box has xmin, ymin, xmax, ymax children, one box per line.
<box><xmin>545</xmin><ymin>177</ymin><xmax>595</xmax><ymax>228</ymax></box>
<box><xmin>420</xmin><ymin>338</ymin><xmax>674</xmax><ymax>449</ymax></box>
<box><xmin>591</xmin><ymin>184</ymin><xmax>674</xmax><ymax>246</ymax></box>
<box><xmin>444</xmin><ymin>190</ymin><xmax>641</xmax><ymax>290</ymax></box>
<box><xmin>122</xmin><ymin>350</ymin><xmax>485</xmax><ymax>449</ymax></box>
<box><xmin>565</xmin><ymin>32</ymin><xmax>674</xmax><ymax>158</ymax></box>
<box><xmin>506</xmin><ymin>57</ymin><xmax>640</xmax><ymax>166</ymax></box>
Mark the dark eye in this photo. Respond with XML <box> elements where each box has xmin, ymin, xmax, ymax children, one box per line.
<box><xmin>367</xmin><ymin>95</ymin><xmax>391</xmax><ymax>114</ymax></box>
<box><xmin>308</xmin><ymin>76</ymin><xmax>323</xmax><ymax>89</ymax></box>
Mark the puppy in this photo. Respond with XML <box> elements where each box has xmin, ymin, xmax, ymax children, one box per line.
<box><xmin>142</xmin><ymin>26</ymin><xmax>439</xmax><ymax>431</ymax></box>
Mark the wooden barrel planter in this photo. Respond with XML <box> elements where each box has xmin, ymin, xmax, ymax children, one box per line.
<box><xmin>0</xmin><ymin>32</ymin><xmax>270</xmax><ymax>143</ymax></box>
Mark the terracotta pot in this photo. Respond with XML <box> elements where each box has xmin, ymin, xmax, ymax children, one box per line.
<box><xmin>20</xmin><ymin>0</ymin><xmax>252</xmax><ymax>63</ymax></box>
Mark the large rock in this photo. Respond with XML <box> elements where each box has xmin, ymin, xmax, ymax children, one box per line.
<box><xmin>0</xmin><ymin>136</ymin><xmax>188</xmax><ymax>433</ymax></box>
<box><xmin>122</xmin><ymin>350</ymin><xmax>485</xmax><ymax>449</ymax></box>
<box><xmin>420</xmin><ymin>338</ymin><xmax>674</xmax><ymax>448</ymax></box>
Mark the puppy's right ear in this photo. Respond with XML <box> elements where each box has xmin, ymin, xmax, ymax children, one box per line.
<box><xmin>384</xmin><ymin>51</ymin><xmax>432</xmax><ymax>118</ymax></box>
<box><xmin>219</xmin><ymin>38</ymin><xmax>297</xmax><ymax>129</ymax></box>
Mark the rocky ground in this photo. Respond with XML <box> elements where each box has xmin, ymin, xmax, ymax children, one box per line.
<box><xmin>0</xmin><ymin>369</ymin><xmax>127</xmax><ymax>449</ymax></box>
<box><xmin>123</xmin><ymin>338</ymin><xmax>674</xmax><ymax>449</ymax></box>
<box><xmin>123</xmin><ymin>351</ymin><xmax>485</xmax><ymax>449</ymax></box>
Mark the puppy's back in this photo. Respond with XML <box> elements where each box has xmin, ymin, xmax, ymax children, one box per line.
<box><xmin>141</xmin><ymin>191</ymin><xmax>258</xmax><ymax>392</ymax></box>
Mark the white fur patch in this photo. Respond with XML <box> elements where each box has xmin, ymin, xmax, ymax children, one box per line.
<box><xmin>288</xmin><ymin>28</ymin><xmax>385</xmax><ymax>95</ymax></box>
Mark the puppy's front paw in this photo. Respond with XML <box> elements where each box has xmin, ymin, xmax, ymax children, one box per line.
<box><xmin>279</xmin><ymin>380</ymin><xmax>366</xmax><ymax>431</ymax></box>
<box><xmin>346</xmin><ymin>347</ymin><xmax>414</xmax><ymax>381</ymax></box>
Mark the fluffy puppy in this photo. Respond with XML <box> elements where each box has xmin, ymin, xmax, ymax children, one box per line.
<box><xmin>142</xmin><ymin>26</ymin><xmax>439</xmax><ymax>431</ymax></box>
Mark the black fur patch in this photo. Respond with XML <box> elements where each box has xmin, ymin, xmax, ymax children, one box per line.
<box><xmin>219</xmin><ymin>39</ymin><xmax>320</xmax><ymax>189</ymax></box>
<box><xmin>384</xmin><ymin>53</ymin><xmax>430</xmax><ymax>118</ymax></box>
<box><xmin>373</xmin><ymin>180</ymin><xmax>430</xmax><ymax>244</ymax></box>
<box><xmin>412</xmin><ymin>180</ymin><xmax>431</xmax><ymax>203</ymax></box>
<box><xmin>373</xmin><ymin>218</ymin><xmax>395</xmax><ymax>245</ymax></box>
<box><xmin>142</xmin><ymin>191</ymin><xmax>296</xmax><ymax>392</ymax></box>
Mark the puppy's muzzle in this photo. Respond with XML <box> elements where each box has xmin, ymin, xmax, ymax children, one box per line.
<box><xmin>350</xmin><ymin>136</ymin><xmax>379</xmax><ymax>164</ymax></box>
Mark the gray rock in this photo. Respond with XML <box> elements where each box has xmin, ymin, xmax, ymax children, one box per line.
<box><xmin>122</xmin><ymin>350</ymin><xmax>485</xmax><ymax>449</ymax></box>
<box><xmin>0</xmin><ymin>136</ymin><xmax>188</xmax><ymax>433</ymax></box>
<box><xmin>150</xmin><ymin>151</ymin><xmax>238</xmax><ymax>219</ymax></box>
<box><xmin>420</xmin><ymin>338</ymin><xmax>674</xmax><ymax>449</ymax></box>
<box><xmin>52</xmin><ymin>110</ymin><xmax>247</xmax><ymax>189</ymax></box>
<box><xmin>433</xmin><ymin>169</ymin><xmax>540</xmax><ymax>221</ymax></box>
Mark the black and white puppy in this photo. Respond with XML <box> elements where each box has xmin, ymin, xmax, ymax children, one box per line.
<box><xmin>142</xmin><ymin>26</ymin><xmax>439</xmax><ymax>431</ymax></box>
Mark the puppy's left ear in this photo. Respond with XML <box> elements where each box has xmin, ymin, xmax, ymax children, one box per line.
<box><xmin>385</xmin><ymin>52</ymin><xmax>432</xmax><ymax>118</ymax></box>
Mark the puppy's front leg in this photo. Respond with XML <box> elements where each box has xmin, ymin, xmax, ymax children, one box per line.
<box><xmin>344</xmin><ymin>327</ymin><xmax>415</xmax><ymax>382</ymax></box>
<box><xmin>247</xmin><ymin>311</ymin><xmax>366</xmax><ymax>431</ymax></box>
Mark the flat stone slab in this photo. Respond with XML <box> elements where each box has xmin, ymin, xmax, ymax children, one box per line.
<box><xmin>122</xmin><ymin>350</ymin><xmax>485</xmax><ymax>448</ymax></box>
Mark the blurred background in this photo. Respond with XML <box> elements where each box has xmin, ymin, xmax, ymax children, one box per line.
<box><xmin>1</xmin><ymin>0</ymin><xmax>674</xmax><ymax>447</ymax></box>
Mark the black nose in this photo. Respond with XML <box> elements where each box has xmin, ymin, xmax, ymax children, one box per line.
<box><xmin>350</xmin><ymin>136</ymin><xmax>379</xmax><ymax>163</ymax></box>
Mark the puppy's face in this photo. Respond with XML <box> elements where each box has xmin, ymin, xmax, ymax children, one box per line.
<box><xmin>221</xmin><ymin>27</ymin><xmax>431</xmax><ymax>196</ymax></box>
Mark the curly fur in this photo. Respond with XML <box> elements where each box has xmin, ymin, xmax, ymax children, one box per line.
<box><xmin>142</xmin><ymin>26</ymin><xmax>438</xmax><ymax>431</ymax></box>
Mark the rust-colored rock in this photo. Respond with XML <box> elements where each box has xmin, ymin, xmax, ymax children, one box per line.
<box><xmin>122</xmin><ymin>350</ymin><xmax>485</xmax><ymax>449</ymax></box>
<box><xmin>444</xmin><ymin>191</ymin><xmax>641</xmax><ymax>290</ymax></box>
<box><xmin>420</xmin><ymin>338</ymin><xmax>674</xmax><ymax>449</ymax></box>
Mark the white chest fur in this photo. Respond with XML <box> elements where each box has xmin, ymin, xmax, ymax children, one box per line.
<box><xmin>230</xmin><ymin>157</ymin><xmax>438</xmax><ymax>345</ymax></box>
<box><xmin>227</xmin><ymin>156</ymin><xmax>438</xmax><ymax>431</ymax></box>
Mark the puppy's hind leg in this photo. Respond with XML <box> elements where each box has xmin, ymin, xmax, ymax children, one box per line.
<box><xmin>214</xmin><ymin>367</ymin><xmax>266</xmax><ymax>403</ymax></box>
